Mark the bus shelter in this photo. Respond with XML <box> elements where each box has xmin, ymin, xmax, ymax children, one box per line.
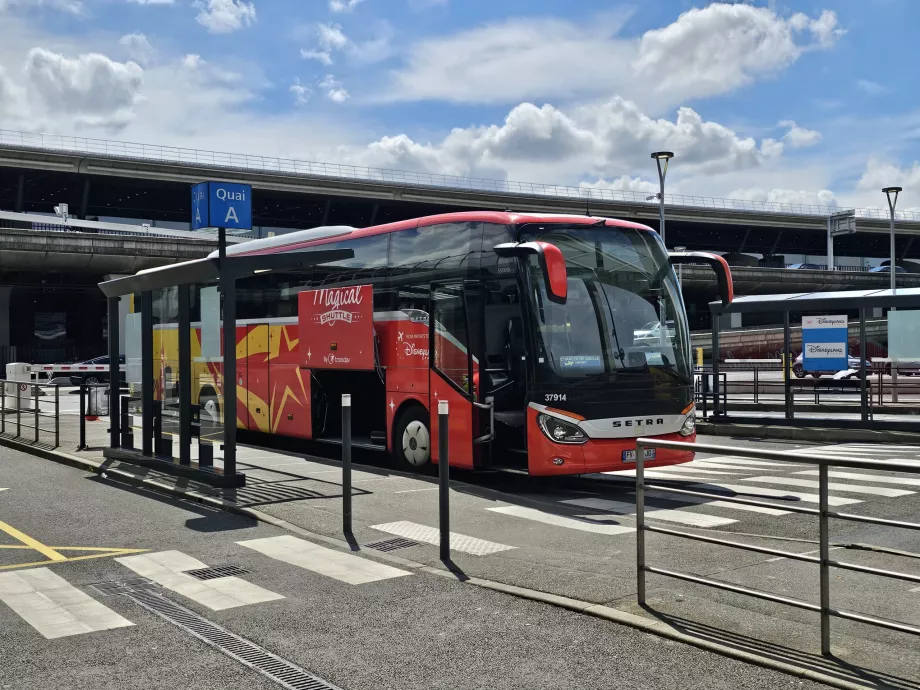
<box><xmin>98</xmin><ymin>245</ymin><xmax>352</xmax><ymax>487</ymax></box>
<box><xmin>708</xmin><ymin>287</ymin><xmax>920</xmax><ymax>432</ymax></box>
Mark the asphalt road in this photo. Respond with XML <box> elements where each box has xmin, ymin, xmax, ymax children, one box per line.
<box><xmin>0</xmin><ymin>445</ymin><xmax>829</xmax><ymax>690</ymax></box>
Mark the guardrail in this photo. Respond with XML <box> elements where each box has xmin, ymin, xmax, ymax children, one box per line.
<box><xmin>634</xmin><ymin>438</ymin><xmax>920</xmax><ymax>655</ymax></box>
<box><xmin>2</xmin><ymin>128</ymin><xmax>918</xmax><ymax>221</ymax></box>
<box><xmin>0</xmin><ymin>379</ymin><xmax>60</xmax><ymax>447</ymax></box>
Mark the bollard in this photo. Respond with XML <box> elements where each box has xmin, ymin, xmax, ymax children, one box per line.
<box><xmin>342</xmin><ymin>394</ymin><xmax>352</xmax><ymax>535</ymax></box>
<box><xmin>78</xmin><ymin>385</ymin><xmax>86</xmax><ymax>450</ymax></box>
<box><xmin>33</xmin><ymin>383</ymin><xmax>39</xmax><ymax>443</ymax></box>
<box><xmin>438</xmin><ymin>399</ymin><xmax>450</xmax><ymax>561</ymax></box>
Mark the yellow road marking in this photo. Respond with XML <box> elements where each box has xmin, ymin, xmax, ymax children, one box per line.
<box><xmin>0</xmin><ymin>548</ymin><xmax>148</xmax><ymax>572</ymax></box>
<box><xmin>0</xmin><ymin>519</ymin><xmax>66</xmax><ymax>562</ymax></box>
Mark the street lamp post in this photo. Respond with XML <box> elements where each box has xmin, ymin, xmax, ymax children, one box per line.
<box><xmin>883</xmin><ymin>186</ymin><xmax>903</xmax><ymax>403</ymax></box>
<box><xmin>650</xmin><ymin>151</ymin><xmax>674</xmax><ymax>246</ymax></box>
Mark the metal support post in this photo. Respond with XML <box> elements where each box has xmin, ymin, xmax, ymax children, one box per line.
<box><xmin>33</xmin><ymin>383</ymin><xmax>39</xmax><ymax>443</ymax></box>
<box><xmin>819</xmin><ymin>463</ymin><xmax>831</xmax><ymax>656</ymax></box>
<box><xmin>16</xmin><ymin>383</ymin><xmax>21</xmax><ymax>437</ymax></box>
<box><xmin>826</xmin><ymin>216</ymin><xmax>833</xmax><ymax>271</ymax></box>
<box><xmin>178</xmin><ymin>284</ymin><xmax>192</xmax><ymax>466</ymax></box>
<box><xmin>54</xmin><ymin>385</ymin><xmax>59</xmax><ymax>448</ymax></box>
<box><xmin>2</xmin><ymin>380</ymin><xmax>6</xmax><ymax>434</ymax></box>
<box><xmin>636</xmin><ymin>439</ymin><xmax>647</xmax><ymax>606</ymax></box>
<box><xmin>784</xmin><ymin>311</ymin><xmax>793</xmax><ymax>420</ymax></box>
<box><xmin>712</xmin><ymin>324</ymin><xmax>721</xmax><ymax>417</ymax></box>
<box><xmin>219</xmin><ymin>226</ymin><xmax>237</xmax><ymax>478</ymax></box>
<box><xmin>860</xmin><ymin>309</ymin><xmax>868</xmax><ymax>422</ymax></box>
<box><xmin>438</xmin><ymin>399</ymin><xmax>450</xmax><ymax>561</ymax></box>
<box><xmin>78</xmin><ymin>385</ymin><xmax>86</xmax><ymax>450</ymax></box>
<box><xmin>107</xmin><ymin>296</ymin><xmax>121</xmax><ymax>449</ymax></box>
<box><xmin>342</xmin><ymin>394</ymin><xmax>352</xmax><ymax>535</ymax></box>
<box><xmin>141</xmin><ymin>291</ymin><xmax>154</xmax><ymax>456</ymax></box>
<box><xmin>754</xmin><ymin>367</ymin><xmax>759</xmax><ymax>404</ymax></box>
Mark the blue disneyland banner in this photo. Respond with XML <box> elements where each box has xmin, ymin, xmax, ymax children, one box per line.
<box><xmin>801</xmin><ymin>315</ymin><xmax>849</xmax><ymax>372</ymax></box>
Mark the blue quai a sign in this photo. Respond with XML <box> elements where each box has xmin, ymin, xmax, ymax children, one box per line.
<box><xmin>802</xmin><ymin>315</ymin><xmax>849</xmax><ymax>372</ymax></box>
<box><xmin>191</xmin><ymin>181</ymin><xmax>252</xmax><ymax>231</ymax></box>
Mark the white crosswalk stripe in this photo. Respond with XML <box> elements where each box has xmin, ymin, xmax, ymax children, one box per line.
<box><xmin>740</xmin><ymin>476</ymin><xmax>914</xmax><ymax>497</ymax></box>
<box><xmin>636</xmin><ymin>490</ymin><xmax>791</xmax><ymax>515</ymax></box>
<box><xmin>0</xmin><ymin>568</ymin><xmax>133</xmax><ymax>639</ymax></box>
<box><xmin>646</xmin><ymin>465</ymin><xmax>741</xmax><ymax>476</ymax></box>
<box><xmin>116</xmin><ymin>551</ymin><xmax>285</xmax><ymax>610</ymax></box>
<box><xmin>601</xmin><ymin>471</ymin><xmax>728</xmax><ymax>482</ymax></box>
<box><xmin>696</xmin><ymin>457</ymin><xmax>805</xmax><ymax>468</ymax></box>
<box><xmin>371</xmin><ymin>521</ymin><xmax>516</xmax><ymax>555</ymax></box>
<box><xmin>793</xmin><ymin>470</ymin><xmax>920</xmax><ymax>487</ymax></box>
<box><xmin>562</xmin><ymin>497</ymin><xmax>737</xmax><ymax>528</ymax></box>
<box><xmin>238</xmin><ymin>535</ymin><xmax>411</xmax><ymax>584</ymax></box>
<box><xmin>488</xmin><ymin>505</ymin><xmax>635</xmax><ymax>535</ymax></box>
<box><xmin>682</xmin><ymin>481</ymin><xmax>862</xmax><ymax>506</ymax></box>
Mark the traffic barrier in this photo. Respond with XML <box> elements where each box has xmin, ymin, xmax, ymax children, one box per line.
<box><xmin>635</xmin><ymin>437</ymin><xmax>920</xmax><ymax>656</ymax></box>
<box><xmin>0</xmin><ymin>378</ymin><xmax>61</xmax><ymax>448</ymax></box>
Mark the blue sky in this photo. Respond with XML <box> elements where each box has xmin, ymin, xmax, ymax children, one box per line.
<box><xmin>0</xmin><ymin>0</ymin><xmax>918</xmax><ymax>210</ymax></box>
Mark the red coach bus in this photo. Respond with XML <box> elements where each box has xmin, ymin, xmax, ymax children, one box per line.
<box><xmin>181</xmin><ymin>211</ymin><xmax>731</xmax><ymax>476</ymax></box>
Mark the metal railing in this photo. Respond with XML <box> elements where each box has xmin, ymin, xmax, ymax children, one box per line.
<box><xmin>3</xmin><ymin>128</ymin><xmax>918</xmax><ymax>221</ymax></box>
<box><xmin>634</xmin><ymin>438</ymin><xmax>920</xmax><ymax>655</ymax></box>
<box><xmin>0</xmin><ymin>379</ymin><xmax>60</xmax><ymax>448</ymax></box>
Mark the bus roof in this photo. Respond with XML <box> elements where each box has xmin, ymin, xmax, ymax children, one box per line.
<box><xmin>231</xmin><ymin>210</ymin><xmax>656</xmax><ymax>257</ymax></box>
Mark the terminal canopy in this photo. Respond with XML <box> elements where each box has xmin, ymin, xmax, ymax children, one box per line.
<box><xmin>710</xmin><ymin>287</ymin><xmax>920</xmax><ymax>315</ymax></box>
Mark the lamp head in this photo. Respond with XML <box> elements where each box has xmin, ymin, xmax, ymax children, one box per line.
<box><xmin>651</xmin><ymin>151</ymin><xmax>674</xmax><ymax>161</ymax></box>
<box><xmin>883</xmin><ymin>186</ymin><xmax>903</xmax><ymax>195</ymax></box>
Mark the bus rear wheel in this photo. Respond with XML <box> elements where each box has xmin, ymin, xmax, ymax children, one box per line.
<box><xmin>393</xmin><ymin>406</ymin><xmax>431</xmax><ymax>472</ymax></box>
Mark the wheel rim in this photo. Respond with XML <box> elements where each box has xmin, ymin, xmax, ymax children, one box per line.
<box><xmin>86</xmin><ymin>376</ymin><xmax>99</xmax><ymax>385</ymax></box>
<box><xmin>402</xmin><ymin>420</ymin><xmax>430</xmax><ymax>467</ymax></box>
<box><xmin>203</xmin><ymin>398</ymin><xmax>220</xmax><ymax>423</ymax></box>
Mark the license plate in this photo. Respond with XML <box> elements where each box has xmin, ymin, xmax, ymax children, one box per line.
<box><xmin>622</xmin><ymin>449</ymin><xmax>656</xmax><ymax>462</ymax></box>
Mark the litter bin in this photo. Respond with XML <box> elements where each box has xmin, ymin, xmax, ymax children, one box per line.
<box><xmin>87</xmin><ymin>386</ymin><xmax>110</xmax><ymax>417</ymax></box>
<box><xmin>5</xmin><ymin>363</ymin><xmax>31</xmax><ymax>411</ymax></box>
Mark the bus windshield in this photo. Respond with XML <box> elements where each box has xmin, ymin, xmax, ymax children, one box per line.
<box><xmin>518</xmin><ymin>224</ymin><xmax>691</xmax><ymax>384</ymax></box>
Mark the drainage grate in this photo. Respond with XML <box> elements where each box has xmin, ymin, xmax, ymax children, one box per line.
<box><xmin>125</xmin><ymin>589</ymin><xmax>343</xmax><ymax>690</ymax></box>
<box><xmin>90</xmin><ymin>577</ymin><xmax>160</xmax><ymax>597</ymax></box>
<box><xmin>364</xmin><ymin>537</ymin><xmax>420</xmax><ymax>553</ymax></box>
<box><xmin>186</xmin><ymin>565</ymin><xmax>250</xmax><ymax>580</ymax></box>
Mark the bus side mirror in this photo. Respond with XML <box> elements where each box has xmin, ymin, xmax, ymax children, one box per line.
<box><xmin>494</xmin><ymin>241</ymin><xmax>567</xmax><ymax>304</ymax></box>
<box><xmin>669</xmin><ymin>250</ymin><xmax>734</xmax><ymax>306</ymax></box>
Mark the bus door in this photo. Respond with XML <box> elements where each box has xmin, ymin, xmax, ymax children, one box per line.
<box><xmin>429</xmin><ymin>281</ymin><xmax>494</xmax><ymax>470</ymax></box>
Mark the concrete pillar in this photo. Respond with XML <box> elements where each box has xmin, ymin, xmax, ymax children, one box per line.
<box><xmin>0</xmin><ymin>286</ymin><xmax>11</xmax><ymax>349</ymax></box>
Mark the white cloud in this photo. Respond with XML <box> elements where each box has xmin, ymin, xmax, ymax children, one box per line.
<box><xmin>382</xmin><ymin>4</ymin><xmax>842</xmax><ymax>109</ymax></box>
<box><xmin>118</xmin><ymin>33</ymin><xmax>155</xmax><ymax>65</ymax></box>
<box><xmin>329</xmin><ymin>0</ymin><xmax>362</xmax><ymax>12</ymax></box>
<box><xmin>320</xmin><ymin>74</ymin><xmax>349</xmax><ymax>102</ymax></box>
<box><xmin>779</xmin><ymin>120</ymin><xmax>821</xmax><ymax>148</ymax></box>
<box><xmin>317</xmin><ymin>23</ymin><xmax>348</xmax><ymax>50</ymax></box>
<box><xmin>22</xmin><ymin>48</ymin><xmax>143</xmax><ymax>129</ymax></box>
<box><xmin>581</xmin><ymin>176</ymin><xmax>659</xmax><ymax>195</ymax></box>
<box><xmin>345</xmin><ymin>98</ymin><xmax>781</xmax><ymax>183</ymax></box>
<box><xmin>290</xmin><ymin>79</ymin><xmax>310</xmax><ymax>106</ymax></box>
<box><xmin>856</xmin><ymin>79</ymin><xmax>885</xmax><ymax>95</ymax></box>
<box><xmin>301</xmin><ymin>49</ymin><xmax>332</xmax><ymax>66</ymax></box>
<box><xmin>857</xmin><ymin>159</ymin><xmax>920</xmax><ymax>197</ymax></box>
<box><xmin>127</xmin><ymin>0</ymin><xmax>174</xmax><ymax>4</ymax></box>
<box><xmin>195</xmin><ymin>0</ymin><xmax>256</xmax><ymax>34</ymax></box>
<box><xmin>0</xmin><ymin>0</ymin><xmax>82</xmax><ymax>13</ymax></box>
<box><xmin>729</xmin><ymin>186</ymin><xmax>838</xmax><ymax>208</ymax></box>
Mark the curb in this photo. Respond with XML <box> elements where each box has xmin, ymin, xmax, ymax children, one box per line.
<box><xmin>0</xmin><ymin>437</ymin><xmax>881</xmax><ymax>690</ymax></box>
<box><xmin>698</xmin><ymin>421</ymin><xmax>920</xmax><ymax>444</ymax></box>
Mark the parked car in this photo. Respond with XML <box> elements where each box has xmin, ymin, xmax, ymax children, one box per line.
<box><xmin>792</xmin><ymin>352</ymin><xmax>863</xmax><ymax>379</ymax></box>
<box><xmin>633</xmin><ymin>320</ymin><xmax>675</xmax><ymax>347</ymax></box>
<box><xmin>869</xmin><ymin>265</ymin><xmax>906</xmax><ymax>273</ymax></box>
<box><xmin>787</xmin><ymin>263</ymin><xmax>824</xmax><ymax>270</ymax></box>
<box><xmin>68</xmin><ymin>354</ymin><xmax>125</xmax><ymax>386</ymax></box>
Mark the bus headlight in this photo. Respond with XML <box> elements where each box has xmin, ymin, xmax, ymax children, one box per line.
<box><xmin>537</xmin><ymin>413</ymin><xmax>587</xmax><ymax>445</ymax></box>
<box><xmin>679</xmin><ymin>410</ymin><xmax>696</xmax><ymax>436</ymax></box>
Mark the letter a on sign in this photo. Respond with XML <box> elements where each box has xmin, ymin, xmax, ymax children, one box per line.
<box><xmin>225</xmin><ymin>207</ymin><xmax>239</xmax><ymax>224</ymax></box>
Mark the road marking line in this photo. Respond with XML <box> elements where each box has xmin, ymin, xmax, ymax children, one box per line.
<box><xmin>238</xmin><ymin>535</ymin><xmax>411</xmax><ymax>584</ymax></box>
<box><xmin>393</xmin><ymin>487</ymin><xmax>439</xmax><ymax>494</ymax></box>
<box><xmin>600</xmin><ymin>471</ymin><xmax>720</xmax><ymax>482</ymax></box>
<box><xmin>650</xmin><ymin>465</ymin><xmax>742</xmax><ymax>476</ymax></box>
<box><xmin>696</xmin><ymin>457</ymin><xmax>805</xmax><ymax>468</ymax></box>
<box><xmin>635</xmin><ymin>490</ymin><xmax>790</xmax><ymax>515</ymax></box>
<box><xmin>117</xmin><ymin>551</ymin><xmax>284</xmax><ymax>610</ymax></box>
<box><xmin>739</xmin><ymin>476</ymin><xmax>913</xmax><ymax>497</ymax></box>
<box><xmin>562</xmin><ymin>498</ymin><xmax>737</xmax><ymax>528</ymax></box>
<box><xmin>0</xmin><ymin>550</ymin><xmax>149</xmax><ymax>572</ymax></box>
<box><xmin>489</xmin><ymin>505</ymin><xmax>636</xmax><ymax>535</ymax></box>
<box><xmin>684</xmin><ymin>482</ymin><xmax>862</xmax><ymax>506</ymax></box>
<box><xmin>0</xmin><ymin>519</ymin><xmax>66</xmax><ymax>562</ymax></box>
<box><xmin>0</xmin><ymin>567</ymin><xmax>133</xmax><ymax>639</ymax></box>
<box><xmin>371</xmin><ymin>521</ymin><xmax>516</xmax><ymax>556</ymax></box>
<box><xmin>793</xmin><ymin>470</ymin><xmax>920</xmax><ymax>487</ymax></box>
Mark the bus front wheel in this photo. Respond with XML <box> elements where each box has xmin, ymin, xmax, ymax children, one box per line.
<box><xmin>393</xmin><ymin>406</ymin><xmax>431</xmax><ymax>472</ymax></box>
